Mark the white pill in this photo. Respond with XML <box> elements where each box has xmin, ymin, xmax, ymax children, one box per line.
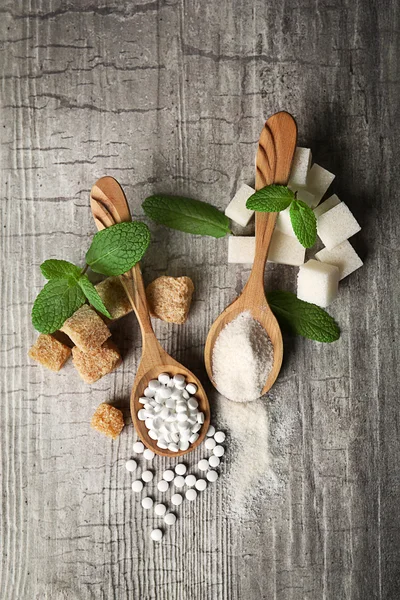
<box><xmin>175</xmin><ymin>463</ymin><xmax>187</xmax><ymax>476</ymax></box>
<box><xmin>205</xmin><ymin>438</ymin><xmax>216</xmax><ymax>450</ymax></box>
<box><xmin>151</xmin><ymin>528</ymin><xmax>163</xmax><ymax>542</ymax></box>
<box><xmin>157</xmin><ymin>438</ymin><xmax>168</xmax><ymax>449</ymax></box>
<box><xmin>166</xmin><ymin>398</ymin><xmax>176</xmax><ymax>409</ymax></box>
<box><xmin>174</xmin><ymin>475</ymin><xmax>185</xmax><ymax>488</ymax></box>
<box><xmin>171</xmin><ymin>389</ymin><xmax>183</xmax><ymax>400</ymax></box>
<box><xmin>148</xmin><ymin>429</ymin><xmax>158</xmax><ymax>440</ymax></box>
<box><xmin>133</xmin><ymin>441</ymin><xmax>145</xmax><ymax>453</ymax></box>
<box><xmin>168</xmin><ymin>443</ymin><xmax>179</xmax><ymax>452</ymax></box>
<box><xmin>195</xmin><ymin>479</ymin><xmax>207</xmax><ymax>491</ymax></box>
<box><xmin>198</xmin><ymin>459</ymin><xmax>209</xmax><ymax>471</ymax></box>
<box><xmin>144</xmin><ymin>387</ymin><xmax>155</xmax><ymax>398</ymax></box>
<box><xmin>182</xmin><ymin>390</ymin><xmax>190</xmax><ymax>399</ymax></box>
<box><xmin>186</xmin><ymin>488</ymin><xmax>197</xmax><ymax>501</ymax></box>
<box><xmin>143</xmin><ymin>449</ymin><xmax>155</xmax><ymax>461</ymax></box>
<box><xmin>142</xmin><ymin>470</ymin><xmax>153</xmax><ymax>483</ymax></box>
<box><xmin>179</xmin><ymin>440</ymin><xmax>189</xmax><ymax>451</ymax></box>
<box><xmin>186</xmin><ymin>383</ymin><xmax>198</xmax><ymax>395</ymax></box>
<box><xmin>154</xmin><ymin>503</ymin><xmax>167</xmax><ymax>516</ymax></box>
<box><xmin>159</xmin><ymin>387</ymin><xmax>172</xmax><ymax>400</ymax></box>
<box><xmin>174</xmin><ymin>374</ymin><xmax>185</xmax><ymax>385</ymax></box>
<box><xmin>191</xmin><ymin>422</ymin><xmax>201</xmax><ymax>433</ymax></box>
<box><xmin>160</xmin><ymin>407</ymin><xmax>170</xmax><ymax>420</ymax></box>
<box><xmin>171</xmin><ymin>432</ymin><xmax>180</xmax><ymax>444</ymax></box>
<box><xmin>164</xmin><ymin>432</ymin><xmax>172</xmax><ymax>443</ymax></box>
<box><xmin>132</xmin><ymin>480</ymin><xmax>143</xmax><ymax>493</ymax></box>
<box><xmin>144</xmin><ymin>402</ymin><xmax>153</xmax><ymax>411</ymax></box>
<box><xmin>158</xmin><ymin>372</ymin><xmax>170</xmax><ymax>384</ymax></box>
<box><xmin>171</xmin><ymin>493</ymin><xmax>183</xmax><ymax>506</ymax></box>
<box><xmin>209</xmin><ymin>455</ymin><xmax>220</xmax><ymax>468</ymax></box>
<box><xmin>139</xmin><ymin>397</ymin><xmax>147</xmax><ymax>404</ymax></box>
<box><xmin>163</xmin><ymin>469</ymin><xmax>174</xmax><ymax>482</ymax></box>
<box><xmin>157</xmin><ymin>480</ymin><xmax>169</xmax><ymax>492</ymax></box>
<box><xmin>197</xmin><ymin>412</ymin><xmax>205</xmax><ymax>424</ymax></box>
<box><xmin>166</xmin><ymin>414</ymin><xmax>177</xmax><ymax>423</ymax></box>
<box><xmin>213</xmin><ymin>445</ymin><xmax>224</xmax><ymax>457</ymax></box>
<box><xmin>141</xmin><ymin>496</ymin><xmax>153</xmax><ymax>509</ymax></box>
<box><xmin>206</xmin><ymin>425</ymin><xmax>215</xmax><ymax>437</ymax></box>
<box><xmin>149</xmin><ymin>379</ymin><xmax>161</xmax><ymax>390</ymax></box>
<box><xmin>187</xmin><ymin>398</ymin><xmax>198</xmax><ymax>410</ymax></box>
<box><xmin>145</xmin><ymin>418</ymin><xmax>154</xmax><ymax>429</ymax></box>
<box><xmin>153</xmin><ymin>404</ymin><xmax>163</xmax><ymax>413</ymax></box>
<box><xmin>175</xmin><ymin>380</ymin><xmax>186</xmax><ymax>390</ymax></box>
<box><xmin>185</xmin><ymin>474</ymin><xmax>197</xmax><ymax>487</ymax></box>
<box><xmin>187</xmin><ymin>417</ymin><xmax>196</xmax><ymax>426</ymax></box>
<box><xmin>137</xmin><ymin>410</ymin><xmax>147</xmax><ymax>421</ymax></box>
<box><xmin>189</xmin><ymin>433</ymin><xmax>199</xmax><ymax>444</ymax></box>
<box><xmin>206</xmin><ymin>470</ymin><xmax>219</xmax><ymax>482</ymax></box>
<box><xmin>214</xmin><ymin>431</ymin><xmax>226</xmax><ymax>443</ymax></box>
<box><xmin>164</xmin><ymin>512</ymin><xmax>177</xmax><ymax>525</ymax></box>
<box><xmin>125</xmin><ymin>460</ymin><xmax>137</xmax><ymax>472</ymax></box>
<box><xmin>177</xmin><ymin>412</ymin><xmax>188</xmax><ymax>423</ymax></box>
<box><xmin>176</xmin><ymin>402</ymin><xmax>187</xmax><ymax>413</ymax></box>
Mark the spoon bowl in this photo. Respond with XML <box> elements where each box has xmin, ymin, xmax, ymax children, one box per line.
<box><xmin>204</xmin><ymin>112</ymin><xmax>297</xmax><ymax>398</ymax></box>
<box><xmin>90</xmin><ymin>176</ymin><xmax>210</xmax><ymax>456</ymax></box>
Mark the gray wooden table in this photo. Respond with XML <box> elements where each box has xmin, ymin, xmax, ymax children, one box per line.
<box><xmin>1</xmin><ymin>1</ymin><xmax>399</xmax><ymax>598</ymax></box>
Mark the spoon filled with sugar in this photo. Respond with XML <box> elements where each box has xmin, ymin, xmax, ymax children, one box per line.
<box><xmin>204</xmin><ymin>111</ymin><xmax>297</xmax><ymax>400</ymax></box>
<box><xmin>90</xmin><ymin>176</ymin><xmax>210</xmax><ymax>456</ymax></box>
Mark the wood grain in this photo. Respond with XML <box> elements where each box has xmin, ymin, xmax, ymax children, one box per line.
<box><xmin>1</xmin><ymin>1</ymin><xmax>400</xmax><ymax>599</ymax></box>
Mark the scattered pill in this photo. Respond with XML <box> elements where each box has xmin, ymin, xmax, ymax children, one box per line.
<box><xmin>142</xmin><ymin>470</ymin><xmax>153</xmax><ymax>483</ymax></box>
<box><xmin>171</xmin><ymin>494</ymin><xmax>183</xmax><ymax>506</ymax></box>
<box><xmin>198</xmin><ymin>459</ymin><xmax>209</xmax><ymax>471</ymax></box>
<box><xmin>133</xmin><ymin>441</ymin><xmax>145</xmax><ymax>454</ymax></box>
<box><xmin>141</xmin><ymin>496</ymin><xmax>153</xmax><ymax>509</ymax></box>
<box><xmin>206</xmin><ymin>425</ymin><xmax>215</xmax><ymax>437</ymax></box>
<box><xmin>195</xmin><ymin>479</ymin><xmax>207</xmax><ymax>491</ymax></box>
<box><xmin>164</xmin><ymin>513</ymin><xmax>177</xmax><ymax>525</ymax></box>
<box><xmin>214</xmin><ymin>431</ymin><xmax>226</xmax><ymax>444</ymax></box>
<box><xmin>158</xmin><ymin>373</ymin><xmax>170</xmax><ymax>385</ymax></box>
<box><xmin>213</xmin><ymin>445</ymin><xmax>224</xmax><ymax>457</ymax></box>
<box><xmin>174</xmin><ymin>475</ymin><xmax>185</xmax><ymax>488</ymax></box>
<box><xmin>209</xmin><ymin>455</ymin><xmax>220</xmax><ymax>468</ymax></box>
<box><xmin>175</xmin><ymin>463</ymin><xmax>187</xmax><ymax>476</ymax></box>
<box><xmin>154</xmin><ymin>503</ymin><xmax>167</xmax><ymax>516</ymax></box>
<box><xmin>151</xmin><ymin>528</ymin><xmax>163</xmax><ymax>542</ymax></box>
<box><xmin>185</xmin><ymin>474</ymin><xmax>197</xmax><ymax>487</ymax></box>
<box><xmin>132</xmin><ymin>480</ymin><xmax>144</xmax><ymax>493</ymax></box>
<box><xmin>186</xmin><ymin>383</ymin><xmax>198</xmax><ymax>395</ymax></box>
<box><xmin>206</xmin><ymin>470</ymin><xmax>219</xmax><ymax>482</ymax></box>
<box><xmin>186</xmin><ymin>488</ymin><xmax>197</xmax><ymax>501</ymax></box>
<box><xmin>163</xmin><ymin>470</ymin><xmax>174</xmax><ymax>482</ymax></box>
<box><xmin>205</xmin><ymin>438</ymin><xmax>216</xmax><ymax>450</ymax></box>
<box><xmin>157</xmin><ymin>479</ymin><xmax>169</xmax><ymax>493</ymax></box>
<box><xmin>125</xmin><ymin>460</ymin><xmax>137</xmax><ymax>472</ymax></box>
<box><xmin>143</xmin><ymin>448</ymin><xmax>155</xmax><ymax>460</ymax></box>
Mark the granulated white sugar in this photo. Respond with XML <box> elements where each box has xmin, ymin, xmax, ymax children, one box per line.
<box><xmin>212</xmin><ymin>311</ymin><xmax>274</xmax><ymax>402</ymax></box>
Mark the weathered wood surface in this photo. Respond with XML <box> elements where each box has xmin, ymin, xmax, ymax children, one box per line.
<box><xmin>1</xmin><ymin>1</ymin><xmax>399</xmax><ymax>599</ymax></box>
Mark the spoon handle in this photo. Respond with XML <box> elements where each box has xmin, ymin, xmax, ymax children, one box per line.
<box><xmin>120</xmin><ymin>265</ymin><xmax>154</xmax><ymax>337</ymax></box>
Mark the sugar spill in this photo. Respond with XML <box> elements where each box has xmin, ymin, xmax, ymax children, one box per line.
<box><xmin>212</xmin><ymin>311</ymin><xmax>274</xmax><ymax>402</ymax></box>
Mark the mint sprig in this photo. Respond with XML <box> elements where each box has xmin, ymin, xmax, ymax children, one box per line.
<box><xmin>246</xmin><ymin>185</ymin><xmax>294</xmax><ymax>212</ymax></box>
<box><xmin>77</xmin><ymin>276</ymin><xmax>111</xmax><ymax>319</ymax></box>
<box><xmin>142</xmin><ymin>195</ymin><xmax>231</xmax><ymax>238</ymax></box>
<box><xmin>289</xmin><ymin>199</ymin><xmax>317</xmax><ymax>248</ymax></box>
<box><xmin>32</xmin><ymin>279</ymin><xmax>86</xmax><ymax>334</ymax></box>
<box><xmin>267</xmin><ymin>290</ymin><xmax>340</xmax><ymax>343</ymax></box>
<box><xmin>40</xmin><ymin>259</ymin><xmax>81</xmax><ymax>281</ymax></box>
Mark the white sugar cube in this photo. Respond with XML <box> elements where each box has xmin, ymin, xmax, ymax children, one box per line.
<box><xmin>267</xmin><ymin>229</ymin><xmax>305</xmax><ymax>266</ymax></box>
<box><xmin>297</xmin><ymin>259</ymin><xmax>339</xmax><ymax>307</ymax></box>
<box><xmin>317</xmin><ymin>202</ymin><xmax>361</xmax><ymax>249</ymax></box>
<box><xmin>228</xmin><ymin>236</ymin><xmax>255</xmax><ymax>263</ymax></box>
<box><xmin>288</xmin><ymin>147</ymin><xmax>312</xmax><ymax>188</ymax></box>
<box><xmin>288</xmin><ymin>186</ymin><xmax>317</xmax><ymax>208</ymax></box>
<box><xmin>313</xmin><ymin>194</ymin><xmax>341</xmax><ymax>219</ymax></box>
<box><xmin>315</xmin><ymin>240</ymin><xmax>363</xmax><ymax>280</ymax></box>
<box><xmin>225</xmin><ymin>184</ymin><xmax>255</xmax><ymax>227</ymax></box>
<box><xmin>275</xmin><ymin>207</ymin><xmax>295</xmax><ymax>237</ymax></box>
<box><xmin>307</xmin><ymin>163</ymin><xmax>335</xmax><ymax>204</ymax></box>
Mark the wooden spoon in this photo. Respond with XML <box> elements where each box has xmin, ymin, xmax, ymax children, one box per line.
<box><xmin>90</xmin><ymin>176</ymin><xmax>210</xmax><ymax>456</ymax></box>
<box><xmin>204</xmin><ymin>111</ymin><xmax>297</xmax><ymax>398</ymax></box>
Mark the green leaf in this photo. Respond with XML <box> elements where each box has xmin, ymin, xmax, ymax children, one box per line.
<box><xmin>246</xmin><ymin>185</ymin><xmax>294</xmax><ymax>212</ymax></box>
<box><xmin>289</xmin><ymin>199</ymin><xmax>317</xmax><ymax>248</ymax></box>
<box><xmin>77</xmin><ymin>275</ymin><xmax>112</xmax><ymax>319</ymax></box>
<box><xmin>40</xmin><ymin>259</ymin><xmax>82</xmax><ymax>281</ymax></box>
<box><xmin>267</xmin><ymin>290</ymin><xmax>340</xmax><ymax>343</ymax></box>
<box><xmin>86</xmin><ymin>221</ymin><xmax>150</xmax><ymax>276</ymax></box>
<box><xmin>31</xmin><ymin>279</ymin><xmax>86</xmax><ymax>334</ymax></box>
<box><xmin>142</xmin><ymin>195</ymin><xmax>231</xmax><ymax>238</ymax></box>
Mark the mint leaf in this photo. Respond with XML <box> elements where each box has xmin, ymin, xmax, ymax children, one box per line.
<box><xmin>246</xmin><ymin>185</ymin><xmax>294</xmax><ymax>212</ymax></box>
<box><xmin>32</xmin><ymin>279</ymin><xmax>86</xmax><ymax>334</ymax></box>
<box><xmin>40</xmin><ymin>259</ymin><xmax>81</xmax><ymax>281</ymax></box>
<box><xmin>267</xmin><ymin>290</ymin><xmax>340</xmax><ymax>343</ymax></box>
<box><xmin>86</xmin><ymin>221</ymin><xmax>150</xmax><ymax>276</ymax></box>
<box><xmin>142</xmin><ymin>195</ymin><xmax>231</xmax><ymax>238</ymax></box>
<box><xmin>78</xmin><ymin>275</ymin><xmax>112</xmax><ymax>319</ymax></box>
<box><xmin>289</xmin><ymin>199</ymin><xmax>317</xmax><ymax>248</ymax></box>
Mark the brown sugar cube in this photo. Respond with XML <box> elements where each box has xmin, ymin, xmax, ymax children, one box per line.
<box><xmin>28</xmin><ymin>334</ymin><xmax>72</xmax><ymax>372</ymax></box>
<box><xmin>91</xmin><ymin>402</ymin><xmax>124</xmax><ymax>439</ymax></box>
<box><xmin>95</xmin><ymin>276</ymin><xmax>133</xmax><ymax>320</ymax></box>
<box><xmin>72</xmin><ymin>340</ymin><xmax>122</xmax><ymax>384</ymax></box>
<box><xmin>61</xmin><ymin>304</ymin><xmax>111</xmax><ymax>352</ymax></box>
<box><xmin>146</xmin><ymin>276</ymin><xmax>194</xmax><ymax>324</ymax></box>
